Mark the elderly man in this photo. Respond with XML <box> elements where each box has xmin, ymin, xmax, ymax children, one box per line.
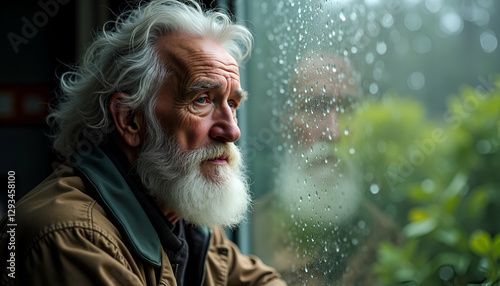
<box><xmin>0</xmin><ymin>1</ymin><xmax>286</xmax><ymax>285</ymax></box>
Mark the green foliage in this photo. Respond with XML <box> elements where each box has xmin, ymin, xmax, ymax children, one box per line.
<box><xmin>341</xmin><ymin>76</ymin><xmax>500</xmax><ymax>285</ymax></box>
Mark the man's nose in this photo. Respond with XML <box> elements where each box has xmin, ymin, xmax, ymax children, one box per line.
<box><xmin>310</xmin><ymin>111</ymin><xmax>341</xmax><ymax>142</ymax></box>
<box><xmin>209</xmin><ymin>104</ymin><xmax>241</xmax><ymax>143</ymax></box>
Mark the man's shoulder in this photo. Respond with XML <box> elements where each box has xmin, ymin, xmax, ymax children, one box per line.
<box><xmin>17</xmin><ymin>165</ymin><xmax>99</xmax><ymax>225</ymax></box>
<box><xmin>2</xmin><ymin>164</ymin><xmax>117</xmax><ymax>250</ymax></box>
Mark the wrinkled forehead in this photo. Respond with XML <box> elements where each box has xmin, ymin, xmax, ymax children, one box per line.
<box><xmin>157</xmin><ymin>34</ymin><xmax>240</xmax><ymax>80</ymax></box>
<box><xmin>287</xmin><ymin>53</ymin><xmax>359</xmax><ymax>112</ymax></box>
<box><xmin>292</xmin><ymin>54</ymin><xmax>357</xmax><ymax>102</ymax></box>
<box><xmin>295</xmin><ymin>54</ymin><xmax>355</xmax><ymax>87</ymax></box>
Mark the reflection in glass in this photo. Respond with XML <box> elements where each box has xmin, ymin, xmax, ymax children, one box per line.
<box><xmin>247</xmin><ymin>0</ymin><xmax>500</xmax><ymax>285</ymax></box>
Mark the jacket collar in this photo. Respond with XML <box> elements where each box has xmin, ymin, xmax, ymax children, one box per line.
<box><xmin>75</xmin><ymin>145</ymin><xmax>162</xmax><ymax>267</ymax></box>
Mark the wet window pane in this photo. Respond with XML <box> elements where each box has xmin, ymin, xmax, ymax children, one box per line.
<box><xmin>244</xmin><ymin>0</ymin><xmax>500</xmax><ymax>285</ymax></box>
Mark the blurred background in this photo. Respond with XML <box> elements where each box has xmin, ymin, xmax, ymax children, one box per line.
<box><xmin>2</xmin><ymin>0</ymin><xmax>500</xmax><ymax>285</ymax></box>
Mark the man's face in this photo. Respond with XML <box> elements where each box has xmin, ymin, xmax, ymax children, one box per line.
<box><xmin>133</xmin><ymin>34</ymin><xmax>250</xmax><ymax>227</ymax></box>
<box><xmin>276</xmin><ymin>54</ymin><xmax>361</xmax><ymax>223</ymax></box>
<box><xmin>154</xmin><ymin>34</ymin><xmax>246</xmax><ymax>177</ymax></box>
<box><xmin>288</xmin><ymin>54</ymin><xmax>357</xmax><ymax>148</ymax></box>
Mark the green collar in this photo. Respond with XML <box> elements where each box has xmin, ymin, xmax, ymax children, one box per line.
<box><xmin>76</xmin><ymin>146</ymin><xmax>162</xmax><ymax>267</ymax></box>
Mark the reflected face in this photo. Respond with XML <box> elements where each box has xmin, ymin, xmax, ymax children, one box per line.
<box><xmin>288</xmin><ymin>54</ymin><xmax>357</xmax><ymax>147</ymax></box>
<box><xmin>154</xmin><ymin>34</ymin><xmax>247</xmax><ymax>175</ymax></box>
<box><xmin>277</xmin><ymin>55</ymin><xmax>361</xmax><ymax>224</ymax></box>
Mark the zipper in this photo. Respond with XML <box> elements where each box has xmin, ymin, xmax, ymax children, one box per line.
<box><xmin>174</xmin><ymin>264</ymin><xmax>179</xmax><ymax>281</ymax></box>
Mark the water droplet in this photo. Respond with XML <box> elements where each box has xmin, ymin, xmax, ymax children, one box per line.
<box><xmin>380</xmin><ymin>13</ymin><xmax>394</xmax><ymax>28</ymax></box>
<box><xmin>369</xmin><ymin>82</ymin><xmax>379</xmax><ymax>94</ymax></box>
<box><xmin>413</xmin><ymin>34</ymin><xmax>432</xmax><ymax>54</ymax></box>
<box><xmin>440</xmin><ymin>11</ymin><xmax>463</xmax><ymax>35</ymax></box>
<box><xmin>343</xmin><ymin>127</ymin><xmax>350</xmax><ymax>136</ymax></box>
<box><xmin>407</xmin><ymin>71</ymin><xmax>425</xmax><ymax>91</ymax></box>
<box><xmin>365</xmin><ymin>52</ymin><xmax>375</xmax><ymax>64</ymax></box>
<box><xmin>405</xmin><ymin>13</ymin><xmax>422</xmax><ymax>31</ymax></box>
<box><xmin>480</xmin><ymin>29</ymin><xmax>498</xmax><ymax>53</ymax></box>
<box><xmin>425</xmin><ymin>0</ymin><xmax>443</xmax><ymax>13</ymax></box>
<box><xmin>421</xmin><ymin>179</ymin><xmax>435</xmax><ymax>193</ymax></box>
<box><xmin>370</xmin><ymin>184</ymin><xmax>380</xmax><ymax>195</ymax></box>
<box><xmin>439</xmin><ymin>265</ymin><xmax>455</xmax><ymax>281</ymax></box>
<box><xmin>348</xmin><ymin>148</ymin><xmax>355</xmax><ymax>154</ymax></box>
<box><xmin>339</xmin><ymin>11</ymin><xmax>346</xmax><ymax>22</ymax></box>
<box><xmin>358</xmin><ymin>220</ymin><xmax>366</xmax><ymax>229</ymax></box>
<box><xmin>376</xmin><ymin>41</ymin><xmax>387</xmax><ymax>55</ymax></box>
<box><xmin>476</xmin><ymin>139</ymin><xmax>492</xmax><ymax>154</ymax></box>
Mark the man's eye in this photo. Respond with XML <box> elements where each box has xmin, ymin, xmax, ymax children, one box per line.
<box><xmin>228</xmin><ymin>101</ymin><xmax>237</xmax><ymax>109</ymax></box>
<box><xmin>195</xmin><ymin>97</ymin><xmax>208</xmax><ymax>104</ymax></box>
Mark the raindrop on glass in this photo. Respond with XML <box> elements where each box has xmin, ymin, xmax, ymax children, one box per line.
<box><xmin>480</xmin><ymin>29</ymin><xmax>498</xmax><ymax>53</ymax></box>
<box><xmin>339</xmin><ymin>10</ymin><xmax>346</xmax><ymax>22</ymax></box>
<box><xmin>369</xmin><ymin>184</ymin><xmax>380</xmax><ymax>195</ymax></box>
<box><xmin>407</xmin><ymin>71</ymin><xmax>425</xmax><ymax>91</ymax></box>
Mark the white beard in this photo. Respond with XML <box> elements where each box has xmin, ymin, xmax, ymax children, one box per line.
<box><xmin>135</xmin><ymin>123</ymin><xmax>250</xmax><ymax>228</ymax></box>
<box><xmin>276</xmin><ymin>141</ymin><xmax>361</xmax><ymax>224</ymax></box>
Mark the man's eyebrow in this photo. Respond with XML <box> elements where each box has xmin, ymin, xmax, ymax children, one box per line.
<box><xmin>235</xmin><ymin>89</ymin><xmax>248</xmax><ymax>101</ymax></box>
<box><xmin>186</xmin><ymin>81</ymin><xmax>248</xmax><ymax>101</ymax></box>
<box><xmin>186</xmin><ymin>82</ymin><xmax>221</xmax><ymax>94</ymax></box>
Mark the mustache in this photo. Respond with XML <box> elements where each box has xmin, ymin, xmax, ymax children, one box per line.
<box><xmin>182</xmin><ymin>142</ymin><xmax>239</xmax><ymax>164</ymax></box>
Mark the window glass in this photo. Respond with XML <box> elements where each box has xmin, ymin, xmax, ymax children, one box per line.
<box><xmin>243</xmin><ymin>0</ymin><xmax>500</xmax><ymax>284</ymax></box>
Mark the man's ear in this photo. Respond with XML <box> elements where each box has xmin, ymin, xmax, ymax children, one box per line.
<box><xmin>109</xmin><ymin>93</ymin><xmax>143</xmax><ymax>147</ymax></box>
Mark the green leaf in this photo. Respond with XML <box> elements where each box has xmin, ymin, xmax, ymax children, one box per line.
<box><xmin>403</xmin><ymin>218</ymin><xmax>438</xmax><ymax>238</ymax></box>
<box><xmin>439</xmin><ymin>173</ymin><xmax>467</xmax><ymax>204</ymax></box>
<box><xmin>435</xmin><ymin>228</ymin><xmax>461</xmax><ymax>247</ymax></box>
<box><xmin>493</xmin><ymin>233</ymin><xmax>500</xmax><ymax>261</ymax></box>
<box><xmin>408</xmin><ymin>185</ymin><xmax>434</xmax><ymax>202</ymax></box>
<box><xmin>465</xmin><ymin>187</ymin><xmax>489</xmax><ymax>220</ymax></box>
<box><xmin>432</xmin><ymin>252</ymin><xmax>471</xmax><ymax>275</ymax></box>
<box><xmin>469</xmin><ymin>230</ymin><xmax>492</xmax><ymax>257</ymax></box>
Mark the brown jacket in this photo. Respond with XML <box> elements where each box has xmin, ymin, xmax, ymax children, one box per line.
<box><xmin>0</xmin><ymin>148</ymin><xmax>285</xmax><ymax>286</ymax></box>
